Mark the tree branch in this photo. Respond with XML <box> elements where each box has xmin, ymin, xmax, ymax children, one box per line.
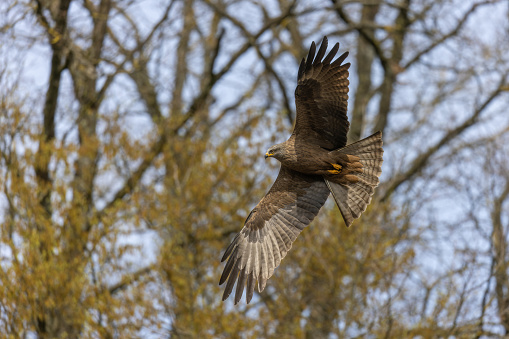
<box><xmin>402</xmin><ymin>1</ymin><xmax>496</xmax><ymax>70</ymax></box>
<box><xmin>382</xmin><ymin>75</ymin><xmax>509</xmax><ymax>201</ymax></box>
<box><xmin>205</xmin><ymin>0</ymin><xmax>295</xmax><ymax>124</ymax></box>
<box><xmin>331</xmin><ymin>0</ymin><xmax>388</xmax><ymax>72</ymax></box>
<box><xmin>178</xmin><ymin>0</ymin><xmax>296</xmax><ymax>134</ymax></box>
<box><xmin>34</xmin><ymin>0</ymin><xmax>71</xmax><ymax>217</ymax></box>
<box><xmin>348</xmin><ymin>2</ymin><xmax>380</xmax><ymax>142</ymax></box>
<box><xmin>492</xmin><ymin>177</ymin><xmax>509</xmax><ymax>334</ymax></box>
<box><xmin>109</xmin><ymin>265</ymin><xmax>155</xmax><ymax>295</ymax></box>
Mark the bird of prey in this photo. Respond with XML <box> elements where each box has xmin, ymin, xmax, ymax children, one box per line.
<box><xmin>219</xmin><ymin>36</ymin><xmax>383</xmax><ymax>304</ymax></box>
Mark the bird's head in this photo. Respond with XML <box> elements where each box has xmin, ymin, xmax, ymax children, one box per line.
<box><xmin>265</xmin><ymin>143</ymin><xmax>285</xmax><ymax>161</ymax></box>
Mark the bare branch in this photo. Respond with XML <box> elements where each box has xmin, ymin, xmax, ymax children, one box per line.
<box><xmin>171</xmin><ymin>0</ymin><xmax>194</xmax><ymax>116</ymax></box>
<box><xmin>492</xmin><ymin>177</ymin><xmax>509</xmax><ymax>333</ymax></box>
<box><xmin>178</xmin><ymin>1</ymin><xmax>296</xmax><ymax>134</ymax></box>
<box><xmin>205</xmin><ymin>0</ymin><xmax>295</xmax><ymax>124</ymax></box>
<box><xmin>402</xmin><ymin>1</ymin><xmax>497</xmax><ymax>70</ymax></box>
<box><xmin>109</xmin><ymin>265</ymin><xmax>155</xmax><ymax>295</ymax></box>
<box><xmin>476</xmin><ymin>258</ymin><xmax>495</xmax><ymax>338</ymax></box>
<box><xmin>372</xmin><ymin>0</ymin><xmax>410</xmax><ymax>135</ymax></box>
<box><xmin>348</xmin><ymin>2</ymin><xmax>380</xmax><ymax>142</ymax></box>
<box><xmin>382</xmin><ymin>75</ymin><xmax>509</xmax><ymax>201</ymax></box>
<box><xmin>331</xmin><ymin>0</ymin><xmax>389</xmax><ymax>71</ymax></box>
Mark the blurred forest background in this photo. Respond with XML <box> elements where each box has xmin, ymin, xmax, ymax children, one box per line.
<box><xmin>1</xmin><ymin>0</ymin><xmax>509</xmax><ymax>337</ymax></box>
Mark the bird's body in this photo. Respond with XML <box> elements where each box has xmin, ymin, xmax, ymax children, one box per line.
<box><xmin>269</xmin><ymin>136</ymin><xmax>363</xmax><ymax>179</ymax></box>
<box><xmin>267</xmin><ymin>138</ymin><xmax>329</xmax><ymax>174</ymax></box>
<box><xmin>220</xmin><ymin>37</ymin><xmax>384</xmax><ymax>305</ymax></box>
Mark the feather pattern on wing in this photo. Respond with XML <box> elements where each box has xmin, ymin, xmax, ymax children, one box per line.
<box><xmin>219</xmin><ymin>167</ymin><xmax>330</xmax><ymax>304</ymax></box>
<box><xmin>294</xmin><ymin>36</ymin><xmax>351</xmax><ymax>150</ymax></box>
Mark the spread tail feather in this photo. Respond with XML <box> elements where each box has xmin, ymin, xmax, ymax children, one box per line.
<box><xmin>326</xmin><ymin>131</ymin><xmax>383</xmax><ymax>227</ymax></box>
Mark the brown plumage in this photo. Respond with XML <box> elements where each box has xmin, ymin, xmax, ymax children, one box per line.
<box><xmin>220</xmin><ymin>36</ymin><xmax>384</xmax><ymax>304</ymax></box>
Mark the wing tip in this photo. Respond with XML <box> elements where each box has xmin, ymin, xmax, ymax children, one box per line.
<box><xmin>299</xmin><ymin>37</ymin><xmax>349</xmax><ymax>80</ymax></box>
<box><xmin>234</xmin><ymin>267</ymin><xmax>247</xmax><ymax>305</ymax></box>
<box><xmin>246</xmin><ymin>271</ymin><xmax>255</xmax><ymax>304</ymax></box>
<box><xmin>222</xmin><ymin>283</ymin><xmax>232</xmax><ymax>301</ymax></box>
<box><xmin>315</xmin><ymin>36</ymin><xmax>329</xmax><ymax>65</ymax></box>
<box><xmin>258</xmin><ymin>277</ymin><xmax>267</xmax><ymax>293</ymax></box>
<box><xmin>305</xmin><ymin>40</ymin><xmax>316</xmax><ymax>71</ymax></box>
<box><xmin>298</xmin><ymin>57</ymin><xmax>306</xmax><ymax>80</ymax></box>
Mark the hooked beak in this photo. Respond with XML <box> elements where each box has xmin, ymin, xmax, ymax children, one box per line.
<box><xmin>265</xmin><ymin>153</ymin><xmax>270</xmax><ymax>159</ymax></box>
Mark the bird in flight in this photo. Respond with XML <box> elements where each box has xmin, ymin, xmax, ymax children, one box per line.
<box><xmin>219</xmin><ymin>36</ymin><xmax>383</xmax><ymax>304</ymax></box>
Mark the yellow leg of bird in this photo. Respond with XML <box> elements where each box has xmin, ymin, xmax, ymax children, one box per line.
<box><xmin>328</xmin><ymin>169</ymin><xmax>341</xmax><ymax>174</ymax></box>
<box><xmin>331</xmin><ymin>163</ymin><xmax>342</xmax><ymax>170</ymax></box>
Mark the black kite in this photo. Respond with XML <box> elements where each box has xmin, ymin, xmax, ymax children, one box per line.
<box><xmin>220</xmin><ymin>37</ymin><xmax>384</xmax><ymax>304</ymax></box>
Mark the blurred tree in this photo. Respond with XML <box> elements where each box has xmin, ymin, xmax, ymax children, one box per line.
<box><xmin>0</xmin><ymin>0</ymin><xmax>509</xmax><ymax>338</ymax></box>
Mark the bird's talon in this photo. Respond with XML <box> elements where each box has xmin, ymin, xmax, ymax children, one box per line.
<box><xmin>329</xmin><ymin>163</ymin><xmax>342</xmax><ymax>174</ymax></box>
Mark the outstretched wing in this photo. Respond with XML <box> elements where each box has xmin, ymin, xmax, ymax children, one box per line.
<box><xmin>219</xmin><ymin>166</ymin><xmax>330</xmax><ymax>304</ymax></box>
<box><xmin>294</xmin><ymin>36</ymin><xmax>350</xmax><ymax>150</ymax></box>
